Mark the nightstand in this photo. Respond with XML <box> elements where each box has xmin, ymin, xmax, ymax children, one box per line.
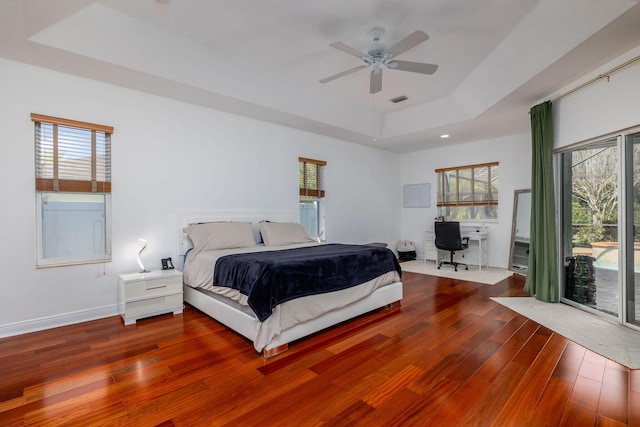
<box><xmin>118</xmin><ymin>269</ymin><xmax>184</xmax><ymax>325</ymax></box>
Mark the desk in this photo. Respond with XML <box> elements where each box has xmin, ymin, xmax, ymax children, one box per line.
<box><xmin>466</xmin><ymin>231</ymin><xmax>488</xmax><ymax>271</ymax></box>
<box><xmin>424</xmin><ymin>226</ymin><xmax>489</xmax><ymax>271</ymax></box>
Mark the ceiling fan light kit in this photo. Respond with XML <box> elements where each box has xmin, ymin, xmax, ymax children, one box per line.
<box><xmin>321</xmin><ymin>27</ymin><xmax>438</xmax><ymax>94</ymax></box>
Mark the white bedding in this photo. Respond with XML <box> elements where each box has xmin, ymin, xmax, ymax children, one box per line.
<box><xmin>183</xmin><ymin>243</ymin><xmax>401</xmax><ymax>351</ymax></box>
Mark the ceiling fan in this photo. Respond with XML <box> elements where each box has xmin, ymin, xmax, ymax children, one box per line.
<box><xmin>319</xmin><ymin>27</ymin><xmax>438</xmax><ymax>94</ymax></box>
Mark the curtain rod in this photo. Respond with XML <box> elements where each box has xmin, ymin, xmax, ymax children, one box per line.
<box><xmin>550</xmin><ymin>54</ymin><xmax>640</xmax><ymax>103</ymax></box>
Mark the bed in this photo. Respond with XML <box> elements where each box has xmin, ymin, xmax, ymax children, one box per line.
<box><xmin>176</xmin><ymin>210</ymin><xmax>403</xmax><ymax>358</ymax></box>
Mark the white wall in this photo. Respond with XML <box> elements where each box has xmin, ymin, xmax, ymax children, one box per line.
<box><xmin>0</xmin><ymin>58</ymin><xmax>401</xmax><ymax>336</ymax></box>
<box><xmin>399</xmin><ymin>134</ymin><xmax>532</xmax><ymax>268</ymax></box>
<box><xmin>9</xmin><ymin>43</ymin><xmax>637</xmax><ymax>337</ymax></box>
<box><xmin>553</xmin><ymin>45</ymin><xmax>640</xmax><ymax>149</ymax></box>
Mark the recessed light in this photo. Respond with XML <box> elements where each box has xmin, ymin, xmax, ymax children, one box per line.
<box><xmin>440</xmin><ymin>134</ymin><xmax>450</xmax><ymax>139</ymax></box>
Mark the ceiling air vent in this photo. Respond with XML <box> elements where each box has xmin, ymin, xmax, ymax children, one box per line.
<box><xmin>390</xmin><ymin>95</ymin><xmax>408</xmax><ymax>104</ymax></box>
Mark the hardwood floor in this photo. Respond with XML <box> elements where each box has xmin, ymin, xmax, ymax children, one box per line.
<box><xmin>1</xmin><ymin>272</ymin><xmax>639</xmax><ymax>426</ymax></box>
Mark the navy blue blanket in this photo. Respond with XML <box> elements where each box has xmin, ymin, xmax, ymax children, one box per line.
<box><xmin>213</xmin><ymin>244</ymin><xmax>401</xmax><ymax>321</ymax></box>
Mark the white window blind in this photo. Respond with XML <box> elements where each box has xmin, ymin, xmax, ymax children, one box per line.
<box><xmin>436</xmin><ymin>162</ymin><xmax>499</xmax><ymax>220</ymax></box>
<box><xmin>32</xmin><ymin>114</ymin><xmax>112</xmax><ymax>193</ymax></box>
<box><xmin>436</xmin><ymin>162</ymin><xmax>498</xmax><ymax>207</ymax></box>
<box><xmin>299</xmin><ymin>157</ymin><xmax>326</xmax><ymax>198</ymax></box>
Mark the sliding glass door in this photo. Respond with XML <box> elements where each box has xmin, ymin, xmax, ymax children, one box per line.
<box><xmin>559</xmin><ymin>130</ymin><xmax>640</xmax><ymax>328</ymax></box>
<box><xmin>626</xmin><ymin>132</ymin><xmax>640</xmax><ymax>326</ymax></box>
<box><xmin>561</xmin><ymin>139</ymin><xmax>619</xmax><ymax>318</ymax></box>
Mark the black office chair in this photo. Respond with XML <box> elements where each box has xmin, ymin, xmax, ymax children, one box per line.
<box><xmin>434</xmin><ymin>221</ymin><xmax>470</xmax><ymax>271</ymax></box>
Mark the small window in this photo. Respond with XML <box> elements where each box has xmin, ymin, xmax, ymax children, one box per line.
<box><xmin>436</xmin><ymin>162</ymin><xmax>498</xmax><ymax>220</ymax></box>
<box><xmin>299</xmin><ymin>157</ymin><xmax>326</xmax><ymax>239</ymax></box>
<box><xmin>32</xmin><ymin>114</ymin><xmax>113</xmax><ymax>267</ymax></box>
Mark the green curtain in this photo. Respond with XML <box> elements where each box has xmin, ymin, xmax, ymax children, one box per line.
<box><xmin>525</xmin><ymin>101</ymin><xmax>559</xmax><ymax>302</ymax></box>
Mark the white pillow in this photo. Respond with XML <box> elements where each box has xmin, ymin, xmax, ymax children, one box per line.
<box><xmin>183</xmin><ymin>222</ymin><xmax>256</xmax><ymax>251</ymax></box>
<box><xmin>259</xmin><ymin>221</ymin><xmax>317</xmax><ymax>246</ymax></box>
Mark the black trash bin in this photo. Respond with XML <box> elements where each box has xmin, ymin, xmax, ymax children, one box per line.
<box><xmin>565</xmin><ymin>255</ymin><xmax>596</xmax><ymax>305</ymax></box>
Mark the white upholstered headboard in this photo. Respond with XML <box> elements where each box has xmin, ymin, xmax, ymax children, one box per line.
<box><xmin>174</xmin><ymin>209</ymin><xmax>299</xmax><ymax>258</ymax></box>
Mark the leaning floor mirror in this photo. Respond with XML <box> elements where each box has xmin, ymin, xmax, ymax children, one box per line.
<box><xmin>509</xmin><ymin>189</ymin><xmax>531</xmax><ymax>275</ymax></box>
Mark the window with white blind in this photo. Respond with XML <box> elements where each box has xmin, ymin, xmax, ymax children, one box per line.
<box><xmin>299</xmin><ymin>157</ymin><xmax>326</xmax><ymax>239</ymax></box>
<box><xmin>32</xmin><ymin>114</ymin><xmax>113</xmax><ymax>267</ymax></box>
<box><xmin>436</xmin><ymin>162</ymin><xmax>499</xmax><ymax>220</ymax></box>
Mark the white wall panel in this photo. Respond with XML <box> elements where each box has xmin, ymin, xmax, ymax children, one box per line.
<box><xmin>0</xmin><ymin>58</ymin><xmax>400</xmax><ymax>334</ymax></box>
<box><xmin>554</xmin><ymin>46</ymin><xmax>640</xmax><ymax>149</ymax></box>
<box><xmin>399</xmin><ymin>134</ymin><xmax>531</xmax><ymax>269</ymax></box>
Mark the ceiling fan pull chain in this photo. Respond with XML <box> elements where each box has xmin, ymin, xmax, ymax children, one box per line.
<box><xmin>372</xmin><ymin>93</ymin><xmax>377</xmax><ymax>142</ymax></box>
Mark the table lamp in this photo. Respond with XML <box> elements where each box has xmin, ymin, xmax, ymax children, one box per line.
<box><xmin>137</xmin><ymin>239</ymin><xmax>149</xmax><ymax>273</ymax></box>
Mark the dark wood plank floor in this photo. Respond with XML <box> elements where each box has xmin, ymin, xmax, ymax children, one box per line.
<box><xmin>1</xmin><ymin>272</ymin><xmax>639</xmax><ymax>426</ymax></box>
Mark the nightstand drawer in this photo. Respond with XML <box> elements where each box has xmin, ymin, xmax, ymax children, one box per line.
<box><xmin>125</xmin><ymin>276</ymin><xmax>182</xmax><ymax>300</ymax></box>
<box><xmin>124</xmin><ymin>293</ymin><xmax>183</xmax><ymax>318</ymax></box>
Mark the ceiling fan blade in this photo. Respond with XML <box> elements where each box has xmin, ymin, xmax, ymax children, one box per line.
<box><xmin>370</xmin><ymin>69</ymin><xmax>382</xmax><ymax>94</ymax></box>
<box><xmin>385</xmin><ymin>31</ymin><xmax>429</xmax><ymax>59</ymax></box>
<box><xmin>329</xmin><ymin>41</ymin><xmax>366</xmax><ymax>59</ymax></box>
<box><xmin>389</xmin><ymin>60</ymin><xmax>438</xmax><ymax>75</ymax></box>
<box><xmin>319</xmin><ymin>65</ymin><xmax>369</xmax><ymax>83</ymax></box>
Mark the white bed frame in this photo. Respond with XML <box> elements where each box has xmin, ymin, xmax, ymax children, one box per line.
<box><xmin>183</xmin><ymin>282</ymin><xmax>402</xmax><ymax>357</ymax></box>
<box><xmin>174</xmin><ymin>209</ymin><xmax>403</xmax><ymax>357</ymax></box>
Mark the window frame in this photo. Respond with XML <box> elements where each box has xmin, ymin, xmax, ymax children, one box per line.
<box><xmin>299</xmin><ymin>157</ymin><xmax>326</xmax><ymax>239</ymax></box>
<box><xmin>32</xmin><ymin>114</ymin><xmax>113</xmax><ymax>267</ymax></box>
<box><xmin>435</xmin><ymin>161</ymin><xmax>499</xmax><ymax>221</ymax></box>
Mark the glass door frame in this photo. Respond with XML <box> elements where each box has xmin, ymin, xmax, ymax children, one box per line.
<box><xmin>555</xmin><ymin>129</ymin><xmax>640</xmax><ymax>331</ymax></box>
<box><xmin>623</xmin><ymin>131</ymin><xmax>640</xmax><ymax>327</ymax></box>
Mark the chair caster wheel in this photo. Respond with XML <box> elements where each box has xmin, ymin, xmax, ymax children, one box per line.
<box><xmin>465</xmin><ymin>266</ymin><xmax>469</xmax><ymax>270</ymax></box>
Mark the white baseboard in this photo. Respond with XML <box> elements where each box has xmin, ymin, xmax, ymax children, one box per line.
<box><xmin>0</xmin><ymin>304</ymin><xmax>120</xmax><ymax>339</ymax></box>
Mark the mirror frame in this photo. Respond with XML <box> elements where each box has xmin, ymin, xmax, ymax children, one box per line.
<box><xmin>509</xmin><ymin>189</ymin><xmax>531</xmax><ymax>275</ymax></box>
